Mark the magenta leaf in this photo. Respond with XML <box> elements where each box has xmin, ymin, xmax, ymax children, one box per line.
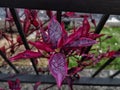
<box><xmin>57</xmin><ymin>37</ymin><xmax>65</xmax><ymax>48</ymax></box>
<box><xmin>8</xmin><ymin>79</ymin><xmax>21</xmax><ymax>90</ymax></box>
<box><xmin>82</xmin><ymin>17</ymin><xmax>90</xmax><ymax>36</ymax></box>
<box><xmin>106</xmin><ymin>51</ymin><xmax>120</xmax><ymax>58</ymax></box>
<box><xmin>17</xmin><ymin>35</ymin><xmax>22</xmax><ymax>44</ymax></box>
<box><xmin>30</xmin><ymin>10</ymin><xmax>40</xmax><ymax>29</ymax></box>
<box><xmin>106</xmin><ymin>51</ymin><xmax>115</xmax><ymax>58</ymax></box>
<box><xmin>63</xmin><ymin>12</ymin><xmax>75</xmax><ymax>17</ymax></box>
<box><xmin>92</xmin><ymin>54</ymin><xmax>104</xmax><ymax>65</ymax></box>
<box><xmin>46</xmin><ymin>10</ymin><xmax>53</xmax><ymax>19</ymax></box>
<box><xmin>0</xmin><ymin>88</ymin><xmax>4</xmax><ymax>90</ymax></box>
<box><xmin>66</xmin><ymin>76</ymin><xmax>73</xmax><ymax>90</ymax></box>
<box><xmin>0</xmin><ymin>46</ymin><xmax>6</xmax><ymax>54</ymax></box>
<box><xmin>64</xmin><ymin>27</ymin><xmax>83</xmax><ymax>45</ymax></box>
<box><xmin>67</xmin><ymin>37</ymin><xmax>97</xmax><ymax>48</ymax></box>
<box><xmin>24</xmin><ymin>9</ymin><xmax>40</xmax><ymax>31</ymax></box>
<box><xmin>29</xmin><ymin>41</ymin><xmax>53</xmax><ymax>52</ymax></box>
<box><xmin>61</xmin><ymin>22</ymin><xmax>68</xmax><ymax>39</ymax></box>
<box><xmin>41</xmin><ymin>29</ymin><xmax>49</xmax><ymax>43</ymax></box>
<box><xmin>30</xmin><ymin>10</ymin><xmax>38</xmax><ymax>19</ymax></box>
<box><xmin>88</xmin><ymin>33</ymin><xmax>104</xmax><ymax>39</ymax></box>
<box><xmin>57</xmin><ymin>22</ymin><xmax>68</xmax><ymax>48</ymax></box>
<box><xmin>68</xmin><ymin>67</ymin><xmax>83</xmax><ymax>76</ymax></box>
<box><xmin>23</xmin><ymin>18</ymin><xmax>31</xmax><ymax>34</ymax></box>
<box><xmin>9</xmin><ymin>50</ymin><xmax>41</xmax><ymax>62</ymax></box>
<box><xmin>48</xmin><ymin>18</ymin><xmax>62</xmax><ymax>48</ymax></box>
<box><xmin>113</xmin><ymin>51</ymin><xmax>120</xmax><ymax>57</ymax></box>
<box><xmin>5</xmin><ymin>8</ymin><xmax>13</xmax><ymax>21</ymax></box>
<box><xmin>49</xmin><ymin>53</ymin><xmax>67</xmax><ymax>88</ymax></box>
<box><xmin>34</xmin><ymin>82</ymin><xmax>41</xmax><ymax>90</ymax></box>
<box><xmin>31</xmin><ymin>19</ymin><xmax>40</xmax><ymax>29</ymax></box>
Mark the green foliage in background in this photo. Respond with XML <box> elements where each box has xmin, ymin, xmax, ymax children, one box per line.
<box><xmin>92</xmin><ymin>27</ymin><xmax>120</xmax><ymax>70</ymax></box>
<box><xmin>68</xmin><ymin>27</ymin><xmax>120</xmax><ymax>70</ymax></box>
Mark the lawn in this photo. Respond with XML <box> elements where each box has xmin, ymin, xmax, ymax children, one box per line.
<box><xmin>91</xmin><ymin>27</ymin><xmax>120</xmax><ymax>69</ymax></box>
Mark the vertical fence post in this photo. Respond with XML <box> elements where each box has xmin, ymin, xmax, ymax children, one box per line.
<box><xmin>9</xmin><ymin>8</ymin><xmax>39</xmax><ymax>75</ymax></box>
<box><xmin>0</xmin><ymin>50</ymin><xmax>19</xmax><ymax>73</ymax></box>
<box><xmin>57</xmin><ymin>11</ymin><xmax>62</xmax><ymax>23</ymax></box>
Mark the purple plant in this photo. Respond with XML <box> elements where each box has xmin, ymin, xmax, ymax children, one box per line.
<box><xmin>9</xmin><ymin>50</ymin><xmax>42</xmax><ymax>62</ymax></box>
<box><xmin>0</xmin><ymin>88</ymin><xmax>4</xmax><ymax>90</ymax></box>
<box><xmin>49</xmin><ymin>53</ymin><xmax>67</xmax><ymax>88</ymax></box>
<box><xmin>8</xmin><ymin>79</ymin><xmax>21</xmax><ymax>90</ymax></box>
<box><xmin>9</xmin><ymin>16</ymin><xmax>101</xmax><ymax>89</ymax></box>
<box><xmin>33</xmin><ymin>82</ymin><xmax>41</xmax><ymax>90</ymax></box>
<box><xmin>0</xmin><ymin>7</ymin><xmax>118</xmax><ymax>90</ymax></box>
<box><xmin>23</xmin><ymin>9</ymin><xmax>41</xmax><ymax>35</ymax></box>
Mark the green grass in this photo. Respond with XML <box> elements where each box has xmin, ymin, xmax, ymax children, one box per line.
<box><xmin>99</xmin><ymin>27</ymin><xmax>120</xmax><ymax>51</ymax></box>
<box><xmin>68</xmin><ymin>27</ymin><xmax>120</xmax><ymax>70</ymax></box>
<box><xmin>91</xmin><ymin>27</ymin><xmax>120</xmax><ymax>70</ymax></box>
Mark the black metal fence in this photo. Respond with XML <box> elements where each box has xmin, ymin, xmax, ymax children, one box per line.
<box><xmin>0</xmin><ymin>0</ymin><xmax>120</xmax><ymax>86</ymax></box>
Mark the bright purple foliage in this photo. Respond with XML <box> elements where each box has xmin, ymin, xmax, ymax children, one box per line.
<box><xmin>48</xmin><ymin>17</ymin><xmax>62</xmax><ymax>48</ymax></box>
<box><xmin>29</xmin><ymin>41</ymin><xmax>53</xmax><ymax>52</ymax></box>
<box><xmin>49</xmin><ymin>53</ymin><xmax>67</xmax><ymax>88</ymax></box>
<box><xmin>66</xmin><ymin>37</ymin><xmax>97</xmax><ymax>48</ymax></box>
<box><xmin>4</xmin><ymin>11</ymin><xmax>112</xmax><ymax>90</ymax></box>
<box><xmin>106</xmin><ymin>51</ymin><xmax>120</xmax><ymax>58</ymax></box>
<box><xmin>9</xmin><ymin>50</ymin><xmax>41</xmax><ymax>62</ymax></box>
<box><xmin>0</xmin><ymin>88</ymin><xmax>4</xmax><ymax>90</ymax></box>
<box><xmin>68</xmin><ymin>67</ymin><xmax>83</xmax><ymax>76</ymax></box>
<box><xmin>46</xmin><ymin>10</ymin><xmax>54</xmax><ymax>19</ymax></box>
<box><xmin>0</xmin><ymin>46</ymin><xmax>6</xmax><ymax>54</ymax></box>
<box><xmin>23</xmin><ymin>9</ymin><xmax>40</xmax><ymax>35</ymax></box>
<box><xmin>8</xmin><ymin>79</ymin><xmax>21</xmax><ymax>90</ymax></box>
<box><xmin>33</xmin><ymin>82</ymin><xmax>41</xmax><ymax>90</ymax></box>
<box><xmin>8</xmin><ymin>16</ymin><xmax>99</xmax><ymax>89</ymax></box>
<box><xmin>63</xmin><ymin>12</ymin><xmax>75</xmax><ymax>17</ymax></box>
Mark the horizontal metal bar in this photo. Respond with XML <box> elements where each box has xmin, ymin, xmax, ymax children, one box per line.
<box><xmin>0</xmin><ymin>0</ymin><xmax>120</xmax><ymax>14</ymax></box>
<box><xmin>0</xmin><ymin>74</ymin><xmax>120</xmax><ymax>86</ymax></box>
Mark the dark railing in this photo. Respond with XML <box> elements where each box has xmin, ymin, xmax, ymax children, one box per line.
<box><xmin>0</xmin><ymin>0</ymin><xmax>120</xmax><ymax>14</ymax></box>
<box><xmin>0</xmin><ymin>0</ymin><xmax>120</xmax><ymax>86</ymax></box>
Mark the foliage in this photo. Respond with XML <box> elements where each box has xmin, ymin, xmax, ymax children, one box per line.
<box><xmin>0</xmin><ymin>9</ymin><xmax>120</xmax><ymax>89</ymax></box>
<box><xmin>91</xmin><ymin>27</ymin><xmax>120</xmax><ymax>69</ymax></box>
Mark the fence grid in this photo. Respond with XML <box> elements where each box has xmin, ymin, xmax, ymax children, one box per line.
<box><xmin>0</xmin><ymin>0</ymin><xmax>120</xmax><ymax>86</ymax></box>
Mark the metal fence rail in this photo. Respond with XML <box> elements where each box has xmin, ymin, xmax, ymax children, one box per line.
<box><xmin>0</xmin><ymin>0</ymin><xmax>120</xmax><ymax>86</ymax></box>
<box><xmin>0</xmin><ymin>74</ymin><xmax>120</xmax><ymax>86</ymax></box>
<box><xmin>0</xmin><ymin>0</ymin><xmax>120</xmax><ymax>14</ymax></box>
